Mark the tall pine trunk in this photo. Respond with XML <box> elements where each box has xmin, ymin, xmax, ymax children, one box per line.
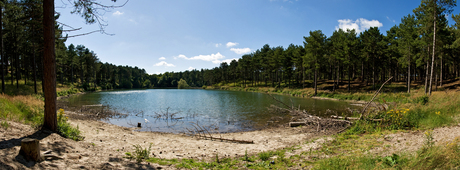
<box><xmin>425</xmin><ymin>47</ymin><xmax>430</xmax><ymax>94</ymax></box>
<box><xmin>43</xmin><ymin>0</ymin><xmax>57</xmax><ymax>132</ymax></box>
<box><xmin>440</xmin><ymin>55</ymin><xmax>443</xmax><ymax>87</ymax></box>
<box><xmin>428</xmin><ymin>13</ymin><xmax>436</xmax><ymax>95</ymax></box>
<box><xmin>408</xmin><ymin>46</ymin><xmax>411</xmax><ymax>93</ymax></box>
<box><xmin>0</xmin><ymin>3</ymin><xmax>3</xmax><ymax>93</ymax></box>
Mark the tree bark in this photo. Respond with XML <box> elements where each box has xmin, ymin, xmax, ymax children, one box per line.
<box><xmin>440</xmin><ymin>55</ymin><xmax>443</xmax><ymax>87</ymax></box>
<box><xmin>425</xmin><ymin>46</ymin><xmax>430</xmax><ymax>94</ymax></box>
<box><xmin>408</xmin><ymin>46</ymin><xmax>411</xmax><ymax>93</ymax></box>
<box><xmin>43</xmin><ymin>0</ymin><xmax>57</xmax><ymax>132</ymax></box>
<box><xmin>428</xmin><ymin>13</ymin><xmax>436</xmax><ymax>95</ymax></box>
<box><xmin>19</xmin><ymin>138</ymin><xmax>42</xmax><ymax>162</ymax></box>
<box><xmin>33</xmin><ymin>29</ymin><xmax>37</xmax><ymax>94</ymax></box>
<box><xmin>0</xmin><ymin>3</ymin><xmax>3</xmax><ymax>93</ymax></box>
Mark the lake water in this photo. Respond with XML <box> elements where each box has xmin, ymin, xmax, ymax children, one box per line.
<box><xmin>63</xmin><ymin>89</ymin><xmax>359</xmax><ymax>133</ymax></box>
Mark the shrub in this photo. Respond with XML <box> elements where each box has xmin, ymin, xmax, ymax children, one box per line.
<box><xmin>413</xmin><ymin>95</ymin><xmax>429</xmax><ymax>105</ymax></box>
<box><xmin>125</xmin><ymin>143</ymin><xmax>152</xmax><ymax>163</ymax></box>
<box><xmin>57</xmin><ymin>109</ymin><xmax>84</xmax><ymax>141</ymax></box>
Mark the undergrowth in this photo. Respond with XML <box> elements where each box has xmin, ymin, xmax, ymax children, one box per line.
<box><xmin>125</xmin><ymin>143</ymin><xmax>153</xmax><ymax>163</ymax></box>
<box><xmin>57</xmin><ymin>109</ymin><xmax>84</xmax><ymax>141</ymax></box>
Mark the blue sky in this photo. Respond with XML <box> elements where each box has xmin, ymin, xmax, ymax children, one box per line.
<box><xmin>55</xmin><ymin>0</ymin><xmax>460</xmax><ymax>74</ymax></box>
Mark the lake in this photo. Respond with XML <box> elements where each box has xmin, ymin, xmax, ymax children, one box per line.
<box><xmin>63</xmin><ymin>89</ymin><xmax>359</xmax><ymax>133</ymax></box>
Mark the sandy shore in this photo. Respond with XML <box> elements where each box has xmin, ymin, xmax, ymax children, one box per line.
<box><xmin>0</xmin><ymin>109</ymin><xmax>330</xmax><ymax>170</ymax></box>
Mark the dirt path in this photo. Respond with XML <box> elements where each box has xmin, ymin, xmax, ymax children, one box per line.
<box><xmin>371</xmin><ymin>124</ymin><xmax>460</xmax><ymax>156</ymax></box>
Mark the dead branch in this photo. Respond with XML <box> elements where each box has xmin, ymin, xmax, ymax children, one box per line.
<box><xmin>359</xmin><ymin>77</ymin><xmax>393</xmax><ymax>120</ymax></box>
<box><xmin>267</xmin><ymin>93</ymin><xmax>292</xmax><ymax>109</ymax></box>
<box><xmin>331</xmin><ymin>115</ymin><xmax>382</xmax><ymax>122</ymax></box>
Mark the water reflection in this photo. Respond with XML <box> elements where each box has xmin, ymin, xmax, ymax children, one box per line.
<box><xmin>64</xmin><ymin>89</ymin><xmax>359</xmax><ymax>133</ymax></box>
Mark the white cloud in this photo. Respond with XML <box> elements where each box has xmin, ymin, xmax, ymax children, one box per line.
<box><xmin>230</xmin><ymin>48</ymin><xmax>251</xmax><ymax>54</ymax></box>
<box><xmin>215</xmin><ymin>43</ymin><xmax>222</xmax><ymax>47</ymax></box>
<box><xmin>173</xmin><ymin>54</ymin><xmax>186</xmax><ymax>60</ymax></box>
<box><xmin>226</xmin><ymin>42</ymin><xmax>239</xmax><ymax>48</ymax></box>
<box><xmin>386</xmin><ymin>16</ymin><xmax>395</xmax><ymax>23</ymax></box>
<box><xmin>113</xmin><ymin>11</ymin><xmax>124</xmax><ymax>16</ymax></box>
<box><xmin>154</xmin><ymin>61</ymin><xmax>175</xmax><ymax>67</ymax></box>
<box><xmin>177</xmin><ymin>53</ymin><xmax>225</xmax><ymax>63</ymax></box>
<box><xmin>159</xmin><ymin>57</ymin><xmax>166</xmax><ymax>60</ymax></box>
<box><xmin>187</xmin><ymin>66</ymin><xmax>195</xmax><ymax>71</ymax></box>
<box><xmin>335</xmin><ymin>18</ymin><xmax>383</xmax><ymax>33</ymax></box>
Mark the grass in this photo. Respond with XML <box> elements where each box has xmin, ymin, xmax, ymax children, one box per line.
<box><xmin>0</xmin><ymin>80</ymin><xmax>84</xmax><ymax>141</ymax></box>
<box><xmin>194</xmin><ymin>80</ymin><xmax>460</xmax><ymax>169</ymax></box>
<box><xmin>1</xmin><ymin>121</ymin><xmax>9</xmax><ymax>129</ymax></box>
<box><xmin>0</xmin><ymin>93</ymin><xmax>44</xmax><ymax>127</ymax></box>
<box><xmin>310</xmin><ymin>133</ymin><xmax>460</xmax><ymax>169</ymax></box>
<box><xmin>125</xmin><ymin>143</ymin><xmax>153</xmax><ymax>163</ymax></box>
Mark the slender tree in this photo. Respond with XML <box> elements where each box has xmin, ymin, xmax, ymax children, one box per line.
<box><xmin>304</xmin><ymin>30</ymin><xmax>326</xmax><ymax>96</ymax></box>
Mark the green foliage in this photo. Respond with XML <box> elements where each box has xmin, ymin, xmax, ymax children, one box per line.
<box><xmin>1</xmin><ymin>121</ymin><xmax>9</xmax><ymax>129</ymax></box>
<box><xmin>177</xmin><ymin>78</ymin><xmax>190</xmax><ymax>89</ymax></box>
<box><xmin>423</xmin><ymin>130</ymin><xmax>435</xmax><ymax>148</ymax></box>
<box><xmin>125</xmin><ymin>143</ymin><xmax>152</xmax><ymax>163</ymax></box>
<box><xmin>413</xmin><ymin>95</ymin><xmax>429</xmax><ymax>105</ymax></box>
<box><xmin>258</xmin><ymin>151</ymin><xmax>272</xmax><ymax>161</ymax></box>
<box><xmin>0</xmin><ymin>94</ymin><xmax>43</xmax><ymax>126</ymax></box>
<box><xmin>383</xmin><ymin>153</ymin><xmax>401</xmax><ymax>167</ymax></box>
<box><xmin>57</xmin><ymin>109</ymin><xmax>84</xmax><ymax>141</ymax></box>
<box><xmin>57</xmin><ymin>87</ymin><xmax>80</xmax><ymax>97</ymax></box>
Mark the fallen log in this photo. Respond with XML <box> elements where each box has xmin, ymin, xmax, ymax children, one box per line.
<box><xmin>196</xmin><ymin>136</ymin><xmax>254</xmax><ymax>144</ymax></box>
<box><xmin>330</xmin><ymin>116</ymin><xmax>360</xmax><ymax>120</ymax></box>
<box><xmin>330</xmin><ymin>115</ymin><xmax>383</xmax><ymax>122</ymax></box>
<box><xmin>289</xmin><ymin>122</ymin><xmax>308</xmax><ymax>127</ymax></box>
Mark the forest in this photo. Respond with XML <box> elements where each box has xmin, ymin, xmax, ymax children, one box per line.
<box><xmin>1</xmin><ymin>0</ymin><xmax>459</xmax><ymax>95</ymax></box>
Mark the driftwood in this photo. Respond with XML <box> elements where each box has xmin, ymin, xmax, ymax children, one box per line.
<box><xmin>267</xmin><ymin>93</ymin><xmax>353</xmax><ymax>133</ymax></box>
<box><xmin>331</xmin><ymin>116</ymin><xmax>383</xmax><ymax>122</ymax></box>
<box><xmin>186</xmin><ymin>123</ymin><xmax>254</xmax><ymax>144</ymax></box>
<box><xmin>359</xmin><ymin>77</ymin><xmax>393</xmax><ymax>120</ymax></box>
<box><xmin>330</xmin><ymin>116</ymin><xmax>360</xmax><ymax>120</ymax></box>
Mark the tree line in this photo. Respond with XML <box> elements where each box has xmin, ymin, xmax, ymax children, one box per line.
<box><xmin>188</xmin><ymin>0</ymin><xmax>460</xmax><ymax>96</ymax></box>
<box><xmin>1</xmin><ymin>0</ymin><xmax>460</xmax><ymax>97</ymax></box>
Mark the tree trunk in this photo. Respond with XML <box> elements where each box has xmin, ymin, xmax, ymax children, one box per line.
<box><xmin>425</xmin><ymin>47</ymin><xmax>430</xmax><ymax>94</ymax></box>
<box><xmin>428</xmin><ymin>14</ymin><xmax>436</xmax><ymax>95</ymax></box>
<box><xmin>302</xmin><ymin>65</ymin><xmax>305</xmax><ymax>88</ymax></box>
<box><xmin>440</xmin><ymin>55</ymin><xmax>443</xmax><ymax>87</ymax></box>
<box><xmin>372</xmin><ymin>56</ymin><xmax>375</xmax><ymax>90</ymax></box>
<box><xmin>361</xmin><ymin>61</ymin><xmax>364</xmax><ymax>83</ymax></box>
<box><xmin>43</xmin><ymin>0</ymin><xmax>57</xmax><ymax>132</ymax></box>
<box><xmin>0</xmin><ymin>3</ymin><xmax>3</xmax><ymax>93</ymax></box>
<box><xmin>314</xmin><ymin>66</ymin><xmax>317</xmax><ymax>96</ymax></box>
<box><xmin>33</xmin><ymin>32</ymin><xmax>37</xmax><ymax>94</ymax></box>
<box><xmin>19</xmin><ymin>138</ymin><xmax>42</xmax><ymax>162</ymax></box>
<box><xmin>348</xmin><ymin>63</ymin><xmax>351</xmax><ymax>92</ymax></box>
<box><xmin>408</xmin><ymin>46</ymin><xmax>411</xmax><ymax>93</ymax></box>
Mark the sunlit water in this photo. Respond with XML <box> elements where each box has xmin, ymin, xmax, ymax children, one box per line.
<box><xmin>64</xmin><ymin>89</ymin><xmax>359</xmax><ymax>133</ymax></box>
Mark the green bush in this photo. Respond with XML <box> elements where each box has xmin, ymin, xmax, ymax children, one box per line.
<box><xmin>125</xmin><ymin>143</ymin><xmax>152</xmax><ymax>163</ymax></box>
<box><xmin>57</xmin><ymin>109</ymin><xmax>84</xmax><ymax>141</ymax></box>
<box><xmin>413</xmin><ymin>95</ymin><xmax>429</xmax><ymax>105</ymax></box>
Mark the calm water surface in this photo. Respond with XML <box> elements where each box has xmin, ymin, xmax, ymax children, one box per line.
<box><xmin>64</xmin><ymin>89</ymin><xmax>359</xmax><ymax>133</ymax></box>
